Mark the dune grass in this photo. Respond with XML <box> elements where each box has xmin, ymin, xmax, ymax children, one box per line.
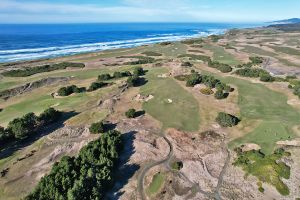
<box><xmin>223</xmin><ymin>77</ymin><xmax>300</xmax><ymax>154</ymax></box>
<box><xmin>241</xmin><ymin>45</ymin><xmax>277</xmax><ymax>57</ymax></box>
<box><xmin>146</xmin><ymin>172</ymin><xmax>165</xmax><ymax>195</ymax></box>
<box><xmin>140</xmin><ymin>67</ymin><xmax>200</xmax><ymax>132</ymax></box>
<box><xmin>268</xmin><ymin>46</ymin><xmax>300</xmax><ymax>56</ymax></box>
<box><xmin>203</xmin><ymin>44</ymin><xmax>241</xmax><ymax>65</ymax></box>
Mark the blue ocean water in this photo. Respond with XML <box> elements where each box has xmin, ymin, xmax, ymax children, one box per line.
<box><xmin>0</xmin><ymin>23</ymin><xmax>261</xmax><ymax>63</ymax></box>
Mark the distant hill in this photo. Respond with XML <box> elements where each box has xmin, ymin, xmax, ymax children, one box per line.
<box><xmin>271</xmin><ymin>18</ymin><xmax>300</xmax><ymax>24</ymax></box>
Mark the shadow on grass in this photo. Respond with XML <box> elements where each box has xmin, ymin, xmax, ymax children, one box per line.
<box><xmin>0</xmin><ymin>111</ymin><xmax>79</xmax><ymax>160</ymax></box>
<box><xmin>135</xmin><ymin>110</ymin><xmax>146</xmax><ymax>118</ymax></box>
<box><xmin>135</xmin><ymin>77</ymin><xmax>148</xmax><ymax>87</ymax></box>
<box><xmin>107</xmin><ymin>131</ymin><xmax>140</xmax><ymax>199</ymax></box>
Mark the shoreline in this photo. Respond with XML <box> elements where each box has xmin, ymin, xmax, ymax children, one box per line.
<box><xmin>0</xmin><ymin>23</ymin><xmax>263</xmax><ymax>65</ymax></box>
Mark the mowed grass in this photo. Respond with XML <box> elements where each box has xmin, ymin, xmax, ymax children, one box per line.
<box><xmin>146</xmin><ymin>172</ymin><xmax>165</xmax><ymax>196</ymax></box>
<box><xmin>140</xmin><ymin>67</ymin><xmax>200</xmax><ymax>132</ymax></box>
<box><xmin>146</xmin><ymin>42</ymin><xmax>187</xmax><ymax>57</ymax></box>
<box><xmin>224</xmin><ymin>77</ymin><xmax>300</xmax><ymax>154</ymax></box>
<box><xmin>203</xmin><ymin>44</ymin><xmax>241</xmax><ymax>65</ymax></box>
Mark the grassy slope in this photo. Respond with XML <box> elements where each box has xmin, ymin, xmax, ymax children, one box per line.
<box><xmin>140</xmin><ymin>67</ymin><xmax>200</xmax><ymax>132</ymax></box>
<box><xmin>224</xmin><ymin>77</ymin><xmax>300</xmax><ymax>154</ymax></box>
<box><xmin>203</xmin><ymin>44</ymin><xmax>241</xmax><ymax>65</ymax></box>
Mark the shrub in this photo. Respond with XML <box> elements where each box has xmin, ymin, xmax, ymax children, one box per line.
<box><xmin>216</xmin><ymin>112</ymin><xmax>240</xmax><ymax>127</ymax></box>
<box><xmin>88</xmin><ymin>82</ymin><xmax>108</xmax><ymax>92</ymax></box>
<box><xmin>235</xmin><ymin>68</ymin><xmax>269</xmax><ymax>78</ymax></box>
<box><xmin>214</xmin><ymin>90</ymin><xmax>226</xmax><ymax>99</ymax></box>
<box><xmin>126</xmin><ymin>75</ymin><xmax>140</xmax><ymax>87</ymax></box>
<box><xmin>186</xmin><ymin>73</ymin><xmax>202</xmax><ymax>87</ymax></box>
<box><xmin>98</xmin><ymin>73</ymin><xmax>112</xmax><ymax>81</ymax></box>
<box><xmin>260</xmin><ymin>74</ymin><xmax>275</xmax><ymax>82</ymax></box>
<box><xmin>171</xmin><ymin>161</ymin><xmax>183</xmax><ymax>170</ymax></box>
<box><xmin>39</xmin><ymin>108</ymin><xmax>62</xmax><ymax>124</ymax></box>
<box><xmin>218</xmin><ymin>65</ymin><xmax>232</xmax><ymax>73</ymax></box>
<box><xmin>125</xmin><ymin>109</ymin><xmax>136</xmax><ymax>118</ymax></box>
<box><xmin>57</xmin><ymin>85</ymin><xmax>84</xmax><ymax>96</ymax></box>
<box><xmin>200</xmin><ymin>88</ymin><xmax>214</xmax><ymax>95</ymax></box>
<box><xmin>133</xmin><ymin>67</ymin><xmax>144</xmax><ymax>76</ymax></box>
<box><xmin>89</xmin><ymin>121</ymin><xmax>105</xmax><ymax>134</ymax></box>
<box><xmin>181</xmin><ymin>62</ymin><xmax>193</xmax><ymax>67</ymax></box>
<box><xmin>125</xmin><ymin>57</ymin><xmax>155</xmax><ymax>65</ymax></box>
<box><xmin>113</xmin><ymin>71</ymin><xmax>131</xmax><ymax>79</ymax></box>
<box><xmin>7</xmin><ymin>112</ymin><xmax>38</xmax><ymax>139</ymax></box>
<box><xmin>249</xmin><ymin>56</ymin><xmax>264</xmax><ymax>65</ymax></box>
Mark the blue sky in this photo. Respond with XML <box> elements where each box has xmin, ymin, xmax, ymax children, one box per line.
<box><xmin>0</xmin><ymin>0</ymin><xmax>300</xmax><ymax>23</ymax></box>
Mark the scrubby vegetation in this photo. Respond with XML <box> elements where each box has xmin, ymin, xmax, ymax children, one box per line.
<box><xmin>89</xmin><ymin>121</ymin><xmax>105</xmax><ymax>134</ymax></box>
<box><xmin>2</xmin><ymin>62</ymin><xmax>85</xmax><ymax>77</ymax></box>
<box><xmin>25</xmin><ymin>130</ymin><xmax>122</xmax><ymax>200</ymax></box>
<box><xmin>181</xmin><ymin>61</ymin><xmax>193</xmax><ymax>67</ymax></box>
<box><xmin>209</xmin><ymin>35</ymin><xmax>223</xmax><ymax>42</ymax></box>
<box><xmin>236</xmin><ymin>56</ymin><xmax>264</xmax><ymax>68</ymax></box>
<box><xmin>235</xmin><ymin>68</ymin><xmax>273</xmax><ymax>81</ymax></box>
<box><xmin>200</xmin><ymin>87</ymin><xmax>214</xmax><ymax>95</ymax></box>
<box><xmin>171</xmin><ymin>161</ymin><xmax>183</xmax><ymax>170</ymax></box>
<box><xmin>125</xmin><ymin>108</ymin><xmax>136</xmax><ymax>118</ymax></box>
<box><xmin>208</xmin><ymin>60</ymin><xmax>233</xmax><ymax>73</ymax></box>
<box><xmin>133</xmin><ymin>67</ymin><xmax>145</xmax><ymax>76</ymax></box>
<box><xmin>98</xmin><ymin>70</ymin><xmax>131</xmax><ymax>81</ymax></box>
<box><xmin>234</xmin><ymin>148</ymin><xmax>291</xmax><ymax>196</ymax></box>
<box><xmin>124</xmin><ymin>57</ymin><xmax>155</xmax><ymax>65</ymax></box>
<box><xmin>182</xmin><ymin>72</ymin><xmax>232</xmax><ymax>99</ymax></box>
<box><xmin>288</xmin><ymin>79</ymin><xmax>300</xmax><ymax>98</ymax></box>
<box><xmin>87</xmin><ymin>82</ymin><xmax>108</xmax><ymax>92</ymax></box>
<box><xmin>57</xmin><ymin>85</ymin><xmax>85</xmax><ymax>96</ymax></box>
<box><xmin>216</xmin><ymin>112</ymin><xmax>240</xmax><ymax>127</ymax></box>
<box><xmin>0</xmin><ymin>108</ymin><xmax>61</xmax><ymax>144</ymax></box>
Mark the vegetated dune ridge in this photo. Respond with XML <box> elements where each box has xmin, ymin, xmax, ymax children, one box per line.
<box><xmin>0</xmin><ymin>24</ymin><xmax>300</xmax><ymax>200</ymax></box>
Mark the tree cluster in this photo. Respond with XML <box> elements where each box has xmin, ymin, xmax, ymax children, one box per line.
<box><xmin>235</xmin><ymin>68</ymin><xmax>270</xmax><ymax>78</ymax></box>
<box><xmin>208</xmin><ymin>60</ymin><xmax>232</xmax><ymax>73</ymax></box>
<box><xmin>25</xmin><ymin>130</ymin><xmax>122</xmax><ymax>200</ymax></box>
<box><xmin>0</xmin><ymin>108</ymin><xmax>61</xmax><ymax>144</ymax></box>
<box><xmin>2</xmin><ymin>62</ymin><xmax>85</xmax><ymax>77</ymax></box>
<box><xmin>216</xmin><ymin>112</ymin><xmax>240</xmax><ymax>127</ymax></box>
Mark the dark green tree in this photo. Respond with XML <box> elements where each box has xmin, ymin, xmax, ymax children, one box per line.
<box><xmin>125</xmin><ymin>109</ymin><xmax>136</xmax><ymax>118</ymax></box>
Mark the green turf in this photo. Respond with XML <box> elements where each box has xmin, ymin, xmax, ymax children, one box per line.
<box><xmin>146</xmin><ymin>172</ymin><xmax>165</xmax><ymax>195</ymax></box>
<box><xmin>0</xmin><ymin>85</ymin><xmax>117</xmax><ymax>127</ymax></box>
<box><xmin>140</xmin><ymin>67</ymin><xmax>200</xmax><ymax>132</ymax></box>
<box><xmin>202</xmin><ymin>44</ymin><xmax>241</xmax><ymax>65</ymax></box>
<box><xmin>221</xmin><ymin>77</ymin><xmax>300</xmax><ymax>154</ymax></box>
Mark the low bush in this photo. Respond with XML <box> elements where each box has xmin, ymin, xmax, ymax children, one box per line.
<box><xmin>57</xmin><ymin>85</ymin><xmax>85</xmax><ymax>96</ymax></box>
<box><xmin>125</xmin><ymin>109</ymin><xmax>136</xmax><ymax>118</ymax></box>
<box><xmin>181</xmin><ymin>62</ymin><xmax>193</xmax><ymax>67</ymax></box>
<box><xmin>216</xmin><ymin>112</ymin><xmax>239</xmax><ymax>127</ymax></box>
<box><xmin>89</xmin><ymin>121</ymin><xmax>105</xmax><ymax>134</ymax></box>
<box><xmin>87</xmin><ymin>82</ymin><xmax>108</xmax><ymax>92</ymax></box>
<box><xmin>133</xmin><ymin>67</ymin><xmax>145</xmax><ymax>76</ymax></box>
<box><xmin>124</xmin><ymin>57</ymin><xmax>155</xmax><ymax>65</ymax></box>
<box><xmin>200</xmin><ymin>88</ymin><xmax>214</xmax><ymax>95</ymax></box>
<box><xmin>126</xmin><ymin>75</ymin><xmax>140</xmax><ymax>87</ymax></box>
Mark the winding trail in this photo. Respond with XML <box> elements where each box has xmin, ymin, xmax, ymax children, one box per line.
<box><xmin>136</xmin><ymin>132</ymin><xmax>231</xmax><ymax>200</ymax></box>
<box><xmin>137</xmin><ymin>136</ymin><xmax>173</xmax><ymax>200</ymax></box>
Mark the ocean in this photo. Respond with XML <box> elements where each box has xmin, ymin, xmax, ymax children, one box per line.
<box><xmin>0</xmin><ymin>23</ymin><xmax>261</xmax><ymax>63</ymax></box>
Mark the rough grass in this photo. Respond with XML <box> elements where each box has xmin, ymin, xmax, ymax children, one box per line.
<box><xmin>268</xmin><ymin>46</ymin><xmax>300</xmax><ymax>56</ymax></box>
<box><xmin>65</xmin><ymin>109</ymin><xmax>108</xmax><ymax>126</ymax></box>
<box><xmin>146</xmin><ymin>42</ymin><xmax>187</xmax><ymax>57</ymax></box>
<box><xmin>146</xmin><ymin>172</ymin><xmax>165</xmax><ymax>195</ymax></box>
<box><xmin>223</xmin><ymin>77</ymin><xmax>300</xmax><ymax>154</ymax></box>
<box><xmin>203</xmin><ymin>44</ymin><xmax>241</xmax><ymax>65</ymax></box>
<box><xmin>240</xmin><ymin>45</ymin><xmax>277</xmax><ymax>57</ymax></box>
<box><xmin>140</xmin><ymin>67</ymin><xmax>200</xmax><ymax>132</ymax></box>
